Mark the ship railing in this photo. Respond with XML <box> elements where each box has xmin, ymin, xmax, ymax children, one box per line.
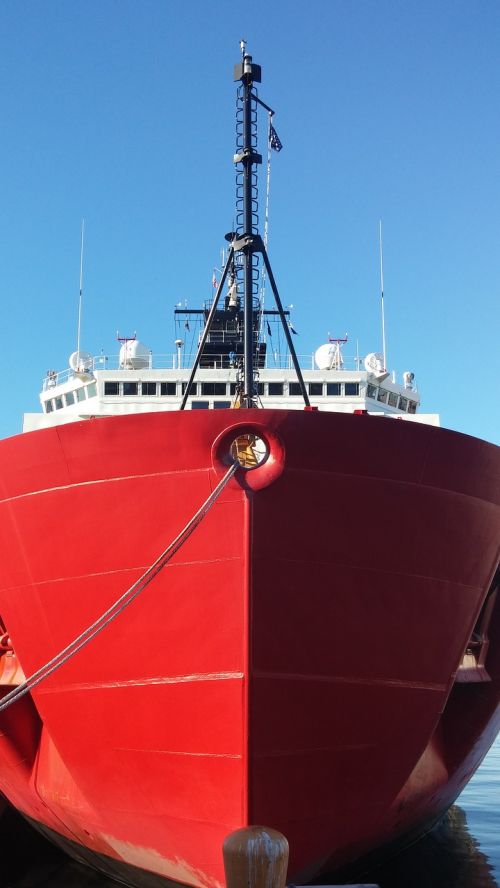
<box><xmin>42</xmin><ymin>353</ymin><xmax>366</xmax><ymax>389</ymax></box>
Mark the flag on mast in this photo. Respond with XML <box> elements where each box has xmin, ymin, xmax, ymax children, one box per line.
<box><xmin>269</xmin><ymin>123</ymin><xmax>283</xmax><ymax>152</ymax></box>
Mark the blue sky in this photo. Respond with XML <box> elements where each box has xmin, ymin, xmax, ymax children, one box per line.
<box><xmin>1</xmin><ymin>0</ymin><xmax>499</xmax><ymax>443</ymax></box>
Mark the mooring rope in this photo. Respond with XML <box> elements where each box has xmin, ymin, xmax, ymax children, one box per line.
<box><xmin>0</xmin><ymin>461</ymin><xmax>239</xmax><ymax>714</ymax></box>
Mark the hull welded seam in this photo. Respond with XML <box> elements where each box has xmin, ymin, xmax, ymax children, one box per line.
<box><xmin>0</xmin><ymin>467</ymin><xmax>212</xmax><ymax>506</ymax></box>
<box><xmin>39</xmin><ymin>672</ymin><xmax>245</xmax><ymax>694</ymax></box>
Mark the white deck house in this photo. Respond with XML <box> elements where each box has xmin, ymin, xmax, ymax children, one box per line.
<box><xmin>23</xmin><ymin>340</ymin><xmax>438</xmax><ymax>433</ymax></box>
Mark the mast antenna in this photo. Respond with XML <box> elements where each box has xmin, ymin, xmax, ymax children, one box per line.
<box><xmin>76</xmin><ymin>219</ymin><xmax>85</xmax><ymax>361</ymax></box>
<box><xmin>180</xmin><ymin>47</ymin><xmax>311</xmax><ymax>410</ymax></box>
<box><xmin>379</xmin><ymin>219</ymin><xmax>387</xmax><ymax>370</ymax></box>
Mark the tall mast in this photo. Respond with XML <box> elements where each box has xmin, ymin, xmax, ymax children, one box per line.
<box><xmin>234</xmin><ymin>47</ymin><xmax>262</xmax><ymax>407</ymax></box>
<box><xmin>233</xmin><ymin>48</ymin><xmax>309</xmax><ymax>408</ymax></box>
<box><xmin>180</xmin><ymin>48</ymin><xmax>310</xmax><ymax>410</ymax></box>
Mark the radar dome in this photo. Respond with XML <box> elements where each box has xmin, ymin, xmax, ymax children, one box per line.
<box><xmin>69</xmin><ymin>350</ymin><xmax>93</xmax><ymax>372</ymax></box>
<box><xmin>314</xmin><ymin>343</ymin><xmax>344</xmax><ymax>370</ymax></box>
<box><xmin>364</xmin><ymin>352</ymin><xmax>385</xmax><ymax>374</ymax></box>
<box><xmin>119</xmin><ymin>339</ymin><xmax>150</xmax><ymax>370</ymax></box>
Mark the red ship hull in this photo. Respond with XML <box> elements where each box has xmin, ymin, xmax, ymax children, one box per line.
<box><xmin>0</xmin><ymin>409</ymin><xmax>499</xmax><ymax>888</ymax></box>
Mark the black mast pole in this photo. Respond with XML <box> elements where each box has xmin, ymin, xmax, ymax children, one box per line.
<box><xmin>234</xmin><ymin>50</ymin><xmax>262</xmax><ymax>408</ymax></box>
<box><xmin>233</xmin><ymin>49</ymin><xmax>310</xmax><ymax>409</ymax></box>
<box><xmin>242</xmin><ymin>57</ymin><xmax>254</xmax><ymax>407</ymax></box>
<box><xmin>181</xmin><ymin>48</ymin><xmax>310</xmax><ymax>411</ymax></box>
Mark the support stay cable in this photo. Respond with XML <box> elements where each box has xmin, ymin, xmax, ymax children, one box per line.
<box><xmin>0</xmin><ymin>461</ymin><xmax>238</xmax><ymax>714</ymax></box>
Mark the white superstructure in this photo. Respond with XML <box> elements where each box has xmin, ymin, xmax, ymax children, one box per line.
<box><xmin>23</xmin><ymin>342</ymin><xmax>438</xmax><ymax>433</ymax></box>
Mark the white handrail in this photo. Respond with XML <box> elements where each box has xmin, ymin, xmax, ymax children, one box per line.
<box><xmin>42</xmin><ymin>352</ymin><xmax>372</xmax><ymax>390</ymax></box>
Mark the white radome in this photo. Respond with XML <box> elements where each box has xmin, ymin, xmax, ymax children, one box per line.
<box><xmin>69</xmin><ymin>350</ymin><xmax>93</xmax><ymax>372</ymax></box>
<box><xmin>119</xmin><ymin>339</ymin><xmax>150</xmax><ymax>370</ymax></box>
<box><xmin>315</xmin><ymin>343</ymin><xmax>338</xmax><ymax>370</ymax></box>
<box><xmin>364</xmin><ymin>352</ymin><xmax>385</xmax><ymax>374</ymax></box>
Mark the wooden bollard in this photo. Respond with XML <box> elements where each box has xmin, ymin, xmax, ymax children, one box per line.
<box><xmin>223</xmin><ymin>826</ymin><xmax>289</xmax><ymax>888</ymax></box>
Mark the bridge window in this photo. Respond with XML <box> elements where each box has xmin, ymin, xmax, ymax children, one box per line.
<box><xmin>387</xmin><ymin>391</ymin><xmax>398</xmax><ymax>407</ymax></box>
<box><xmin>76</xmin><ymin>387</ymin><xmax>86</xmax><ymax>402</ymax></box>
<box><xmin>161</xmin><ymin>382</ymin><xmax>177</xmax><ymax>396</ymax></box>
<box><xmin>308</xmin><ymin>383</ymin><xmax>323</xmax><ymax>396</ymax></box>
<box><xmin>141</xmin><ymin>382</ymin><xmax>157</xmax><ymax>395</ymax></box>
<box><xmin>345</xmin><ymin>382</ymin><xmax>359</xmax><ymax>396</ymax></box>
<box><xmin>104</xmin><ymin>382</ymin><xmax>119</xmax><ymax>395</ymax></box>
<box><xmin>367</xmin><ymin>384</ymin><xmax>377</xmax><ymax>399</ymax></box>
<box><xmin>182</xmin><ymin>382</ymin><xmax>199</xmax><ymax>395</ymax></box>
<box><xmin>377</xmin><ymin>388</ymin><xmax>388</xmax><ymax>404</ymax></box>
<box><xmin>55</xmin><ymin>397</ymin><xmax>63</xmax><ymax>410</ymax></box>
<box><xmin>327</xmin><ymin>383</ymin><xmax>341</xmax><ymax>396</ymax></box>
<box><xmin>191</xmin><ymin>401</ymin><xmax>209</xmax><ymax>409</ymax></box>
<box><xmin>268</xmin><ymin>383</ymin><xmax>284</xmax><ymax>396</ymax></box>
<box><xmin>65</xmin><ymin>391</ymin><xmax>75</xmax><ymax>406</ymax></box>
<box><xmin>407</xmin><ymin>401</ymin><xmax>417</xmax><ymax>414</ymax></box>
<box><xmin>45</xmin><ymin>400</ymin><xmax>53</xmax><ymax>413</ymax></box>
<box><xmin>399</xmin><ymin>396</ymin><xmax>408</xmax><ymax>411</ymax></box>
<box><xmin>86</xmin><ymin>383</ymin><xmax>97</xmax><ymax>398</ymax></box>
<box><xmin>202</xmin><ymin>382</ymin><xmax>227</xmax><ymax>396</ymax></box>
<box><xmin>123</xmin><ymin>382</ymin><xmax>138</xmax><ymax>396</ymax></box>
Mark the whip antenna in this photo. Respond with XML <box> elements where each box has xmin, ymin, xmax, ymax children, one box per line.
<box><xmin>379</xmin><ymin>219</ymin><xmax>387</xmax><ymax>370</ymax></box>
<box><xmin>76</xmin><ymin>219</ymin><xmax>85</xmax><ymax>361</ymax></box>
